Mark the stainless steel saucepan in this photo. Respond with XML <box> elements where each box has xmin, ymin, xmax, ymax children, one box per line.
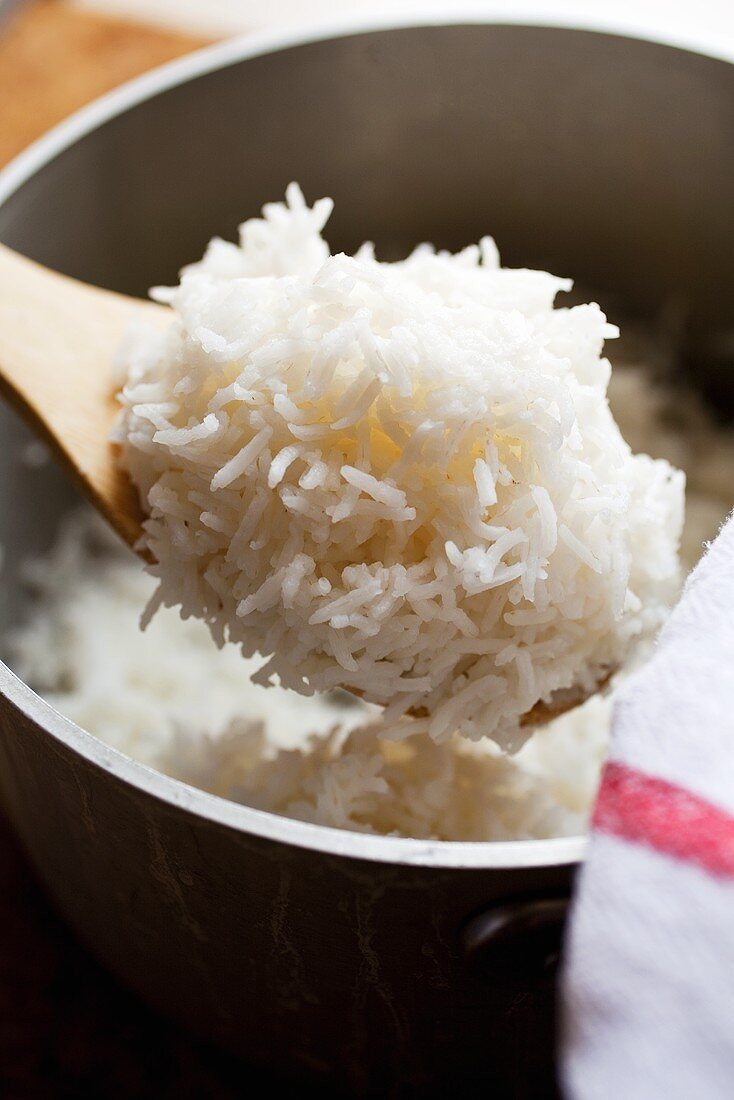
<box><xmin>0</xmin><ymin>16</ymin><xmax>732</xmax><ymax>1095</ymax></box>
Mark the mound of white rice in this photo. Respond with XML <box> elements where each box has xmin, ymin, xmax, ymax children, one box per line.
<box><xmin>116</xmin><ymin>185</ymin><xmax>684</xmax><ymax>750</ymax></box>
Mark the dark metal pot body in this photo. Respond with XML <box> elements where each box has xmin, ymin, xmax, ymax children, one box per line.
<box><xmin>0</xmin><ymin>19</ymin><xmax>732</xmax><ymax>1096</ymax></box>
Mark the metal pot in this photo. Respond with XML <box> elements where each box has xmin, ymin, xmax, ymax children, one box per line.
<box><xmin>0</xmin><ymin>16</ymin><xmax>732</xmax><ymax>1096</ymax></box>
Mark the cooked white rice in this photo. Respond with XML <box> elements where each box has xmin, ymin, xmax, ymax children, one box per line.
<box><xmin>115</xmin><ymin>185</ymin><xmax>684</xmax><ymax>750</ymax></box>
<box><xmin>4</xmin><ymin>512</ymin><xmax>607</xmax><ymax>841</ymax></box>
<box><xmin>5</xmin><ymin>346</ymin><xmax>733</xmax><ymax>840</ymax></box>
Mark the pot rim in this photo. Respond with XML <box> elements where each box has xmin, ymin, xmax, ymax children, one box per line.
<box><xmin>1</xmin><ymin>9</ymin><xmax>726</xmax><ymax>869</ymax></box>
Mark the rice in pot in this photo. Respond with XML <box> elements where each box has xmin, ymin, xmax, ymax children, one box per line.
<box><xmin>6</xmin><ymin>193</ymin><xmax>731</xmax><ymax>843</ymax></box>
<box><xmin>4</xmin><ymin>511</ymin><xmax>607</xmax><ymax>841</ymax></box>
<box><xmin>4</xmin><ymin>359</ymin><xmax>732</xmax><ymax>840</ymax></box>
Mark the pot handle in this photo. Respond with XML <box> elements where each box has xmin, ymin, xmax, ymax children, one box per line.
<box><xmin>460</xmin><ymin>894</ymin><xmax>570</xmax><ymax>980</ymax></box>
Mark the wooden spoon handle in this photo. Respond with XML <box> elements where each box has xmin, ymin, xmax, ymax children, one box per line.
<box><xmin>0</xmin><ymin>243</ymin><xmax>158</xmax><ymax>548</ymax></box>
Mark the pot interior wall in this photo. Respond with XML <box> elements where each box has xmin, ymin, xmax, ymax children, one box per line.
<box><xmin>0</xmin><ymin>26</ymin><xmax>732</xmax><ymax>311</ymax></box>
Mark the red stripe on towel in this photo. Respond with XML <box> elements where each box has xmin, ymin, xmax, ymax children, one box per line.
<box><xmin>593</xmin><ymin>761</ymin><xmax>734</xmax><ymax>879</ymax></box>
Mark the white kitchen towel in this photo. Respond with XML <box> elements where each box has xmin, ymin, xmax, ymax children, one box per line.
<box><xmin>561</xmin><ymin>511</ymin><xmax>734</xmax><ymax>1099</ymax></box>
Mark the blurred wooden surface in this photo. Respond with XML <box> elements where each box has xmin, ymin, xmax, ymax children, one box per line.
<box><xmin>0</xmin><ymin>0</ymin><xmax>211</xmax><ymax>167</ymax></box>
<box><xmin>0</xmin><ymin>5</ymin><xmax>272</xmax><ymax>1097</ymax></box>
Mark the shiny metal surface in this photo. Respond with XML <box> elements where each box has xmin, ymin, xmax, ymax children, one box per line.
<box><xmin>0</xmin><ymin>18</ymin><xmax>732</xmax><ymax>1093</ymax></box>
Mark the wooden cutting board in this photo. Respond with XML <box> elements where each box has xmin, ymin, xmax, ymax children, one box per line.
<box><xmin>0</xmin><ymin>0</ymin><xmax>212</xmax><ymax>168</ymax></box>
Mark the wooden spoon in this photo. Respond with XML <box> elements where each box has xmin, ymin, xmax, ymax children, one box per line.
<box><xmin>353</xmin><ymin>668</ymin><xmax>613</xmax><ymax>730</ymax></box>
<box><xmin>0</xmin><ymin>243</ymin><xmax>612</xmax><ymax>725</ymax></box>
<box><xmin>0</xmin><ymin>242</ymin><xmax>165</xmax><ymax>550</ymax></box>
